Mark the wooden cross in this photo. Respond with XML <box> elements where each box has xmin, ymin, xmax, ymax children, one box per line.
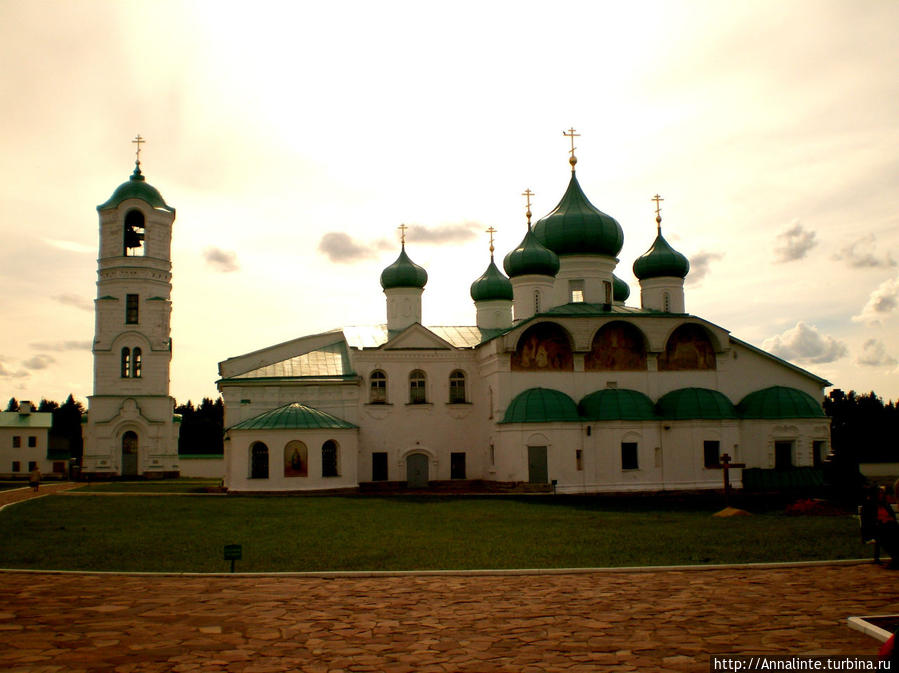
<box><xmin>713</xmin><ymin>453</ymin><xmax>746</xmax><ymax>506</ymax></box>
<box><xmin>486</xmin><ymin>226</ymin><xmax>496</xmax><ymax>255</ymax></box>
<box><xmin>397</xmin><ymin>223</ymin><xmax>408</xmax><ymax>246</ymax></box>
<box><xmin>563</xmin><ymin>127</ymin><xmax>580</xmax><ymax>170</ymax></box>
<box><xmin>132</xmin><ymin>134</ymin><xmax>146</xmax><ymax>164</ymax></box>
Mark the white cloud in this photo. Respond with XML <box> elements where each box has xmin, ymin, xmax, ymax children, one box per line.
<box><xmin>686</xmin><ymin>250</ymin><xmax>724</xmax><ymax>286</ymax></box>
<box><xmin>852</xmin><ymin>276</ymin><xmax>899</xmax><ymax>325</ymax></box>
<box><xmin>0</xmin><ymin>359</ymin><xmax>29</xmax><ymax>379</ymax></box>
<box><xmin>29</xmin><ymin>340</ymin><xmax>92</xmax><ymax>352</ymax></box>
<box><xmin>318</xmin><ymin>232</ymin><xmax>380</xmax><ymax>263</ymax></box>
<box><xmin>834</xmin><ymin>234</ymin><xmax>896</xmax><ymax>269</ymax></box>
<box><xmin>44</xmin><ymin>238</ymin><xmax>95</xmax><ymax>254</ymax></box>
<box><xmin>762</xmin><ymin>321</ymin><xmax>848</xmax><ymax>364</ymax></box>
<box><xmin>22</xmin><ymin>354</ymin><xmax>55</xmax><ymax>370</ymax></box>
<box><xmin>857</xmin><ymin>339</ymin><xmax>897</xmax><ymax>368</ymax></box>
<box><xmin>52</xmin><ymin>294</ymin><xmax>93</xmax><ymax>312</ymax></box>
<box><xmin>203</xmin><ymin>247</ymin><xmax>240</xmax><ymax>273</ymax></box>
<box><xmin>774</xmin><ymin>221</ymin><xmax>817</xmax><ymax>263</ymax></box>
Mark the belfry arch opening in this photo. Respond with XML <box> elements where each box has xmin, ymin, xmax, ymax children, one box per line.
<box><xmin>123</xmin><ymin>209</ymin><xmax>145</xmax><ymax>256</ymax></box>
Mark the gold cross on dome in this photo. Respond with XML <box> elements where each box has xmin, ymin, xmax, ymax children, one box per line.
<box><xmin>398</xmin><ymin>223</ymin><xmax>408</xmax><ymax>246</ymax></box>
<box><xmin>132</xmin><ymin>134</ymin><xmax>146</xmax><ymax>164</ymax></box>
<box><xmin>522</xmin><ymin>188</ymin><xmax>535</xmax><ymax>226</ymax></box>
<box><xmin>652</xmin><ymin>194</ymin><xmax>664</xmax><ymax>232</ymax></box>
<box><xmin>562</xmin><ymin>127</ymin><xmax>579</xmax><ymax>156</ymax></box>
<box><xmin>486</xmin><ymin>226</ymin><xmax>497</xmax><ymax>255</ymax></box>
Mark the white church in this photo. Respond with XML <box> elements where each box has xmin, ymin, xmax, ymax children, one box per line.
<box><xmin>80</xmin><ymin>135</ymin><xmax>831</xmax><ymax>493</ymax></box>
<box><xmin>215</xmin><ymin>138</ymin><xmax>831</xmax><ymax>494</ymax></box>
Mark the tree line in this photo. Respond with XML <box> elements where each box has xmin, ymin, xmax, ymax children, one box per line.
<box><xmin>6</xmin><ymin>389</ymin><xmax>898</xmax><ymax>464</ymax></box>
<box><xmin>5</xmin><ymin>395</ymin><xmax>224</xmax><ymax>459</ymax></box>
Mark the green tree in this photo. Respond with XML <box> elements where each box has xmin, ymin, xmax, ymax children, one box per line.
<box><xmin>5</xmin><ymin>397</ymin><xmax>18</xmax><ymax>412</ymax></box>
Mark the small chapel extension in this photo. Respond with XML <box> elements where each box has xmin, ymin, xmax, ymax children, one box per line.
<box><xmin>217</xmin><ymin>134</ymin><xmax>830</xmax><ymax>494</ymax></box>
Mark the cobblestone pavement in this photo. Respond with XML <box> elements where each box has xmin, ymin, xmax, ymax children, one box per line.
<box><xmin>0</xmin><ymin>563</ymin><xmax>897</xmax><ymax>673</ymax></box>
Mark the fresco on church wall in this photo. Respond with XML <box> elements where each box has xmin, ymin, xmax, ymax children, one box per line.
<box><xmin>585</xmin><ymin>322</ymin><xmax>647</xmax><ymax>371</ymax></box>
<box><xmin>511</xmin><ymin>323</ymin><xmax>574</xmax><ymax>371</ymax></box>
<box><xmin>284</xmin><ymin>440</ymin><xmax>308</xmax><ymax>477</ymax></box>
<box><xmin>658</xmin><ymin>323</ymin><xmax>716</xmax><ymax>371</ymax></box>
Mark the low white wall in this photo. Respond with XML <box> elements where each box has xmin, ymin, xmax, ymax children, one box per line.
<box><xmin>179</xmin><ymin>455</ymin><xmax>225</xmax><ymax>479</ymax></box>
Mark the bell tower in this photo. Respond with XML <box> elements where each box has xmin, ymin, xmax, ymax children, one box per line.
<box><xmin>82</xmin><ymin>137</ymin><xmax>181</xmax><ymax>477</ymax></box>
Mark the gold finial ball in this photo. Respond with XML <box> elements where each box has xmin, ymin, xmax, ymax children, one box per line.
<box><xmin>569</xmin><ymin>154</ymin><xmax>577</xmax><ymax>167</ymax></box>
<box><xmin>656</xmin><ymin>215</ymin><xmax>662</xmax><ymax>224</ymax></box>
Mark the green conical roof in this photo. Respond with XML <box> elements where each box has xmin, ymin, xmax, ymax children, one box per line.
<box><xmin>228</xmin><ymin>402</ymin><xmax>357</xmax><ymax>430</ymax></box>
<box><xmin>579</xmin><ymin>389</ymin><xmax>656</xmax><ymax>421</ymax></box>
<box><xmin>97</xmin><ymin>164</ymin><xmax>173</xmax><ymax>212</ymax></box>
<box><xmin>612</xmin><ymin>274</ymin><xmax>630</xmax><ymax>302</ymax></box>
<box><xmin>470</xmin><ymin>257</ymin><xmax>513</xmax><ymax>301</ymax></box>
<box><xmin>737</xmin><ymin>386</ymin><xmax>825</xmax><ymax>419</ymax></box>
<box><xmin>503</xmin><ymin>227</ymin><xmax>560</xmax><ymax>278</ymax></box>
<box><xmin>500</xmin><ymin>388</ymin><xmax>579</xmax><ymax>424</ymax></box>
<box><xmin>656</xmin><ymin>387</ymin><xmax>736</xmax><ymax>420</ymax></box>
<box><xmin>533</xmin><ymin>172</ymin><xmax>624</xmax><ymax>256</ymax></box>
<box><xmin>380</xmin><ymin>245</ymin><xmax>428</xmax><ymax>290</ymax></box>
<box><xmin>633</xmin><ymin>230</ymin><xmax>690</xmax><ymax>280</ymax></box>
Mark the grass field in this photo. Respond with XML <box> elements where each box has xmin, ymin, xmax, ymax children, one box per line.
<box><xmin>0</xmin><ymin>494</ymin><xmax>871</xmax><ymax>573</ymax></box>
<box><xmin>73</xmin><ymin>479</ymin><xmax>221</xmax><ymax>493</ymax></box>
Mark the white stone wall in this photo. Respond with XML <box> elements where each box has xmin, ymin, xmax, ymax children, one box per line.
<box><xmin>0</xmin><ymin>427</ymin><xmax>53</xmax><ymax>475</ymax></box>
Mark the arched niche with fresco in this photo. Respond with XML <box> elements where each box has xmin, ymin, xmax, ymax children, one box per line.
<box><xmin>511</xmin><ymin>322</ymin><xmax>574</xmax><ymax>372</ymax></box>
<box><xmin>585</xmin><ymin>321</ymin><xmax>647</xmax><ymax>371</ymax></box>
<box><xmin>658</xmin><ymin>323</ymin><xmax>717</xmax><ymax>371</ymax></box>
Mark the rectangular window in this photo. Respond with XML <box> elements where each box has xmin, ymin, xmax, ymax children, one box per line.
<box><xmin>603</xmin><ymin>280</ymin><xmax>612</xmax><ymax>304</ymax></box>
<box><xmin>703</xmin><ymin>440</ymin><xmax>721</xmax><ymax>468</ymax></box>
<box><xmin>621</xmin><ymin>442</ymin><xmax>638</xmax><ymax>470</ymax></box>
<box><xmin>28</xmin><ymin>436</ymin><xmax>37</xmax><ymax>448</ymax></box>
<box><xmin>576</xmin><ymin>449</ymin><xmax>583</xmax><ymax>471</ymax></box>
<box><xmin>450</xmin><ymin>452</ymin><xmax>466</xmax><ymax>479</ymax></box>
<box><xmin>126</xmin><ymin>294</ymin><xmax>139</xmax><ymax>324</ymax></box>
<box><xmin>28</xmin><ymin>461</ymin><xmax>37</xmax><ymax>472</ymax></box>
<box><xmin>812</xmin><ymin>440</ymin><xmax>826</xmax><ymax>467</ymax></box>
<box><xmin>569</xmin><ymin>279</ymin><xmax>585</xmax><ymax>303</ymax></box>
<box><xmin>12</xmin><ymin>461</ymin><xmax>20</xmax><ymax>472</ymax></box>
<box><xmin>12</xmin><ymin>436</ymin><xmax>21</xmax><ymax>448</ymax></box>
<box><xmin>372</xmin><ymin>452</ymin><xmax>388</xmax><ymax>481</ymax></box>
<box><xmin>775</xmin><ymin>441</ymin><xmax>793</xmax><ymax>470</ymax></box>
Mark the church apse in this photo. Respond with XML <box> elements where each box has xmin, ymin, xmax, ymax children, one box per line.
<box><xmin>658</xmin><ymin>323</ymin><xmax>716</xmax><ymax>371</ymax></box>
<box><xmin>511</xmin><ymin>322</ymin><xmax>574</xmax><ymax>372</ymax></box>
<box><xmin>585</xmin><ymin>322</ymin><xmax>647</xmax><ymax>371</ymax></box>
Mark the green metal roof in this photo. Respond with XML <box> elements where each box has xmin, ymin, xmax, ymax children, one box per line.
<box><xmin>656</xmin><ymin>387</ymin><xmax>737</xmax><ymax>420</ymax></box>
<box><xmin>0</xmin><ymin>411</ymin><xmax>53</xmax><ymax>429</ymax></box>
<box><xmin>500</xmin><ymin>388</ymin><xmax>580</xmax><ymax>424</ymax></box>
<box><xmin>578</xmin><ymin>389</ymin><xmax>657</xmax><ymax>421</ymax></box>
<box><xmin>380</xmin><ymin>245</ymin><xmax>428</xmax><ymax>289</ymax></box>
<box><xmin>533</xmin><ymin>172</ymin><xmax>624</xmax><ymax>256</ymax></box>
<box><xmin>342</xmin><ymin>325</ymin><xmax>505</xmax><ymax>349</ymax></box>
<box><xmin>612</xmin><ymin>274</ymin><xmax>630</xmax><ymax>302</ymax></box>
<box><xmin>633</xmin><ymin>230</ymin><xmax>690</xmax><ymax>280</ymax></box>
<box><xmin>228</xmin><ymin>402</ymin><xmax>358</xmax><ymax>431</ymax></box>
<box><xmin>470</xmin><ymin>257</ymin><xmax>513</xmax><ymax>301</ymax></box>
<box><xmin>231</xmin><ymin>342</ymin><xmax>354</xmax><ymax>379</ymax></box>
<box><xmin>503</xmin><ymin>227</ymin><xmax>560</xmax><ymax>278</ymax></box>
<box><xmin>97</xmin><ymin>164</ymin><xmax>173</xmax><ymax>212</ymax></box>
<box><xmin>737</xmin><ymin>386</ymin><xmax>826</xmax><ymax>419</ymax></box>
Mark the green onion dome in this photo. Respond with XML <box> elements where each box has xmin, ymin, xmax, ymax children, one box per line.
<box><xmin>470</xmin><ymin>258</ymin><xmax>513</xmax><ymax>301</ymax></box>
<box><xmin>737</xmin><ymin>386</ymin><xmax>826</xmax><ymax>419</ymax></box>
<box><xmin>500</xmin><ymin>388</ymin><xmax>580</xmax><ymax>423</ymax></box>
<box><xmin>578</xmin><ymin>388</ymin><xmax>656</xmax><ymax>421</ymax></box>
<box><xmin>633</xmin><ymin>231</ymin><xmax>690</xmax><ymax>280</ymax></box>
<box><xmin>656</xmin><ymin>387</ymin><xmax>736</xmax><ymax>420</ymax></box>
<box><xmin>612</xmin><ymin>274</ymin><xmax>630</xmax><ymax>302</ymax></box>
<box><xmin>380</xmin><ymin>245</ymin><xmax>428</xmax><ymax>289</ymax></box>
<box><xmin>503</xmin><ymin>228</ymin><xmax>560</xmax><ymax>278</ymax></box>
<box><xmin>532</xmin><ymin>173</ymin><xmax>624</xmax><ymax>256</ymax></box>
<box><xmin>98</xmin><ymin>164</ymin><xmax>172</xmax><ymax>212</ymax></box>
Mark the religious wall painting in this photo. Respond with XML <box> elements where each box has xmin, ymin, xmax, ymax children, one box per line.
<box><xmin>284</xmin><ymin>440</ymin><xmax>308</xmax><ymax>478</ymax></box>
<box><xmin>657</xmin><ymin>323</ymin><xmax>716</xmax><ymax>371</ymax></box>
<box><xmin>585</xmin><ymin>321</ymin><xmax>647</xmax><ymax>371</ymax></box>
<box><xmin>511</xmin><ymin>322</ymin><xmax>574</xmax><ymax>372</ymax></box>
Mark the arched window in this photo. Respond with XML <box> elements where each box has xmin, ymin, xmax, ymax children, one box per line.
<box><xmin>585</xmin><ymin>322</ymin><xmax>647</xmax><ymax>371</ymax></box>
<box><xmin>132</xmin><ymin>348</ymin><xmax>142</xmax><ymax>378</ymax></box>
<box><xmin>658</xmin><ymin>323</ymin><xmax>716</xmax><ymax>371</ymax></box>
<box><xmin>250</xmin><ymin>442</ymin><xmax>269</xmax><ymax>479</ymax></box>
<box><xmin>511</xmin><ymin>322</ymin><xmax>574</xmax><ymax>371</ymax></box>
<box><xmin>449</xmin><ymin>370</ymin><xmax>466</xmax><ymax>404</ymax></box>
<box><xmin>121</xmin><ymin>347</ymin><xmax>131</xmax><ymax>378</ymax></box>
<box><xmin>409</xmin><ymin>370</ymin><xmax>427</xmax><ymax>404</ymax></box>
<box><xmin>123</xmin><ymin>210</ymin><xmax>146</xmax><ymax>256</ymax></box>
<box><xmin>322</xmin><ymin>440</ymin><xmax>339</xmax><ymax>477</ymax></box>
<box><xmin>284</xmin><ymin>440</ymin><xmax>308</xmax><ymax>478</ymax></box>
<box><xmin>370</xmin><ymin>370</ymin><xmax>387</xmax><ymax>404</ymax></box>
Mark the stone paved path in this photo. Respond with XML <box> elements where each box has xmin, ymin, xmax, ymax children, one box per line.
<box><xmin>0</xmin><ymin>482</ymin><xmax>79</xmax><ymax>510</ymax></box>
<box><xmin>0</xmin><ymin>563</ymin><xmax>896</xmax><ymax>672</ymax></box>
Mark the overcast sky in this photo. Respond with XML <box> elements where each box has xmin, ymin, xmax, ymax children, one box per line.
<box><xmin>1</xmin><ymin>1</ymin><xmax>897</xmax><ymax>405</ymax></box>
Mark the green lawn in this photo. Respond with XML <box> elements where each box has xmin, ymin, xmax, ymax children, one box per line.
<box><xmin>0</xmin><ymin>495</ymin><xmax>872</xmax><ymax>573</ymax></box>
<box><xmin>73</xmin><ymin>479</ymin><xmax>221</xmax><ymax>493</ymax></box>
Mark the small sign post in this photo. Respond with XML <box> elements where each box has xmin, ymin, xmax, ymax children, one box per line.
<box><xmin>716</xmin><ymin>454</ymin><xmax>746</xmax><ymax>506</ymax></box>
<box><xmin>224</xmin><ymin>544</ymin><xmax>242</xmax><ymax>573</ymax></box>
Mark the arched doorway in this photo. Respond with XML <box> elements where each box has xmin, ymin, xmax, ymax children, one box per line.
<box><xmin>121</xmin><ymin>431</ymin><xmax>138</xmax><ymax>476</ymax></box>
<box><xmin>406</xmin><ymin>453</ymin><xmax>429</xmax><ymax>488</ymax></box>
<box><xmin>251</xmin><ymin>442</ymin><xmax>269</xmax><ymax>479</ymax></box>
